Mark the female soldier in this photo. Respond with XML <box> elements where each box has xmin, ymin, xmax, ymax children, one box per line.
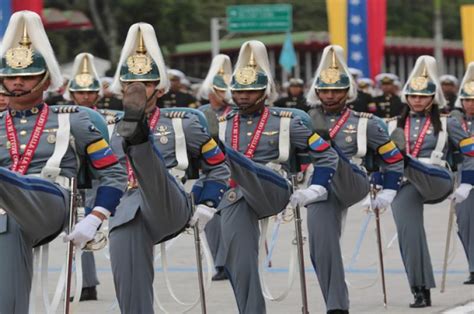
<box><xmin>391</xmin><ymin>56</ymin><xmax>474</xmax><ymax>308</ymax></box>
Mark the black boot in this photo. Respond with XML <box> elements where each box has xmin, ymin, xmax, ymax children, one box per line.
<box><xmin>70</xmin><ymin>286</ymin><xmax>98</xmax><ymax>302</ymax></box>
<box><xmin>423</xmin><ymin>288</ymin><xmax>431</xmax><ymax>306</ymax></box>
<box><xmin>212</xmin><ymin>267</ymin><xmax>228</xmax><ymax>281</ymax></box>
<box><xmin>117</xmin><ymin>82</ymin><xmax>149</xmax><ymax>145</ymax></box>
<box><xmin>409</xmin><ymin>286</ymin><xmax>428</xmax><ymax>308</ymax></box>
<box><xmin>464</xmin><ymin>272</ymin><xmax>474</xmax><ymax>285</ymax></box>
<box><xmin>327</xmin><ymin>310</ymin><xmax>349</xmax><ymax>314</ymax></box>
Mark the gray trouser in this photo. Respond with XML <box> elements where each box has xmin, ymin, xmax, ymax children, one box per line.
<box><xmin>110</xmin><ymin>141</ymin><xmax>191</xmax><ymax>314</ymax></box>
<box><xmin>391</xmin><ymin>158</ymin><xmax>453</xmax><ymax>289</ymax></box>
<box><xmin>306</xmin><ymin>155</ymin><xmax>368</xmax><ymax>311</ymax></box>
<box><xmin>0</xmin><ymin>168</ymin><xmax>68</xmax><ymax>314</ymax></box>
<box><xmin>219</xmin><ymin>147</ymin><xmax>291</xmax><ymax>314</ymax></box>
<box><xmin>456</xmin><ymin>190</ymin><xmax>474</xmax><ymax>272</ymax></box>
<box><xmin>205</xmin><ymin>214</ymin><xmax>226</xmax><ymax>269</ymax></box>
<box><xmin>110</xmin><ymin>211</ymin><xmax>155</xmax><ymax>314</ymax></box>
<box><xmin>81</xmin><ymin>252</ymin><xmax>99</xmax><ymax>288</ymax></box>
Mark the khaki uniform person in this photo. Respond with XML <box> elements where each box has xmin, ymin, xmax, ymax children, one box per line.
<box><xmin>451</xmin><ymin>62</ymin><xmax>474</xmax><ymax>285</ymax></box>
<box><xmin>388</xmin><ymin>56</ymin><xmax>474</xmax><ymax>308</ymax></box>
<box><xmin>218</xmin><ymin>40</ymin><xmax>339</xmax><ymax>313</ymax></box>
<box><xmin>306</xmin><ymin>46</ymin><xmax>404</xmax><ymax>314</ymax></box>
<box><xmin>0</xmin><ymin>11</ymin><xmax>126</xmax><ymax>313</ymax></box>
<box><xmin>108</xmin><ymin>22</ymin><xmax>230</xmax><ymax>314</ymax></box>
<box><xmin>197</xmin><ymin>54</ymin><xmax>234</xmax><ymax>281</ymax></box>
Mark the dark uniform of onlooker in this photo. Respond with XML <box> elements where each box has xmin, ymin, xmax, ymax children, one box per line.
<box><xmin>157</xmin><ymin>69</ymin><xmax>198</xmax><ymax>108</ymax></box>
<box><xmin>274</xmin><ymin>78</ymin><xmax>310</xmax><ymax>112</ymax></box>
<box><xmin>347</xmin><ymin>68</ymin><xmax>376</xmax><ymax>113</ymax></box>
<box><xmin>373</xmin><ymin>73</ymin><xmax>405</xmax><ymax>118</ymax></box>
<box><xmin>440</xmin><ymin>74</ymin><xmax>459</xmax><ymax>113</ymax></box>
<box><xmin>96</xmin><ymin>77</ymin><xmax>123</xmax><ymax>110</ymax></box>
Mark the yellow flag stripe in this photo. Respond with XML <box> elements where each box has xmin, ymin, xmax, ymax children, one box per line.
<box><xmin>326</xmin><ymin>0</ymin><xmax>347</xmax><ymax>55</ymax></box>
<box><xmin>461</xmin><ymin>5</ymin><xmax>474</xmax><ymax>65</ymax></box>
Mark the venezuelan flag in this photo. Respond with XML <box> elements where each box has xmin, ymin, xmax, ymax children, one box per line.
<box><xmin>326</xmin><ymin>0</ymin><xmax>386</xmax><ymax>78</ymax></box>
<box><xmin>460</xmin><ymin>137</ymin><xmax>474</xmax><ymax>157</ymax></box>
<box><xmin>87</xmin><ymin>139</ymin><xmax>119</xmax><ymax>169</ymax></box>
<box><xmin>378</xmin><ymin>141</ymin><xmax>403</xmax><ymax>164</ymax></box>
<box><xmin>308</xmin><ymin>133</ymin><xmax>330</xmax><ymax>152</ymax></box>
<box><xmin>202</xmin><ymin>139</ymin><xmax>225</xmax><ymax>165</ymax></box>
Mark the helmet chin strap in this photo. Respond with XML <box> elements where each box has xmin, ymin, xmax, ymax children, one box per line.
<box><xmin>407</xmin><ymin>96</ymin><xmax>435</xmax><ymax>113</ymax></box>
<box><xmin>239</xmin><ymin>93</ymin><xmax>267</xmax><ymax>114</ymax></box>
<box><xmin>4</xmin><ymin>71</ymin><xmax>50</xmax><ymax>98</ymax></box>
<box><xmin>316</xmin><ymin>89</ymin><xmax>349</xmax><ymax>112</ymax></box>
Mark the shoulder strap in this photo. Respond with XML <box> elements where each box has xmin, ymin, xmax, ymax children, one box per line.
<box><xmin>276</xmin><ymin>116</ymin><xmax>291</xmax><ymax>163</ymax></box>
<box><xmin>218</xmin><ymin>118</ymin><xmax>227</xmax><ymax>143</ymax></box>
<box><xmin>430</xmin><ymin>116</ymin><xmax>448</xmax><ymax>165</ymax></box>
<box><xmin>355</xmin><ymin>116</ymin><xmax>368</xmax><ymax>158</ymax></box>
<box><xmin>40</xmin><ymin>113</ymin><xmax>71</xmax><ymax>181</ymax></box>
<box><xmin>387</xmin><ymin>119</ymin><xmax>398</xmax><ymax>135</ymax></box>
<box><xmin>171</xmin><ymin>117</ymin><xmax>189</xmax><ymax>171</ymax></box>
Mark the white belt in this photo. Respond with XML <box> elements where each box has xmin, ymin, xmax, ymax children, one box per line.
<box><xmin>30</xmin><ymin>174</ymin><xmax>71</xmax><ymax>189</ymax></box>
<box><xmin>417</xmin><ymin>157</ymin><xmax>446</xmax><ymax>167</ymax></box>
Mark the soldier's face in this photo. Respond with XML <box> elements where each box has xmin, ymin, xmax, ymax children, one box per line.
<box><xmin>407</xmin><ymin>95</ymin><xmax>434</xmax><ymax>112</ymax></box>
<box><xmin>72</xmin><ymin>91</ymin><xmax>99</xmax><ymax>108</ymax></box>
<box><xmin>441</xmin><ymin>83</ymin><xmax>457</xmax><ymax>96</ymax></box>
<box><xmin>462</xmin><ymin>99</ymin><xmax>474</xmax><ymax>116</ymax></box>
<box><xmin>288</xmin><ymin>86</ymin><xmax>303</xmax><ymax>97</ymax></box>
<box><xmin>380</xmin><ymin>83</ymin><xmax>395</xmax><ymax>95</ymax></box>
<box><xmin>232</xmin><ymin>90</ymin><xmax>265</xmax><ymax>114</ymax></box>
<box><xmin>3</xmin><ymin>75</ymin><xmax>50</xmax><ymax>106</ymax></box>
<box><xmin>209</xmin><ymin>90</ymin><xmax>226</xmax><ymax>107</ymax></box>
<box><xmin>317</xmin><ymin>89</ymin><xmax>348</xmax><ymax>112</ymax></box>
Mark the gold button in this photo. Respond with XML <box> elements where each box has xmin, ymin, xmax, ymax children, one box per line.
<box><xmin>31</xmin><ymin>107</ymin><xmax>39</xmax><ymax>114</ymax></box>
<box><xmin>414</xmin><ymin>127</ymin><xmax>419</xmax><ymax>130</ymax></box>
<box><xmin>247</xmin><ymin>132</ymin><xmax>252</xmax><ymax>136</ymax></box>
<box><xmin>20</xmin><ymin>119</ymin><xmax>27</xmax><ymax>124</ymax></box>
<box><xmin>247</xmin><ymin>120</ymin><xmax>253</xmax><ymax>125</ymax></box>
<box><xmin>413</xmin><ymin>134</ymin><xmax>418</xmax><ymax>138</ymax></box>
<box><xmin>330</xmin><ymin>118</ymin><xmax>336</xmax><ymax>122</ymax></box>
<box><xmin>416</xmin><ymin>119</ymin><xmax>420</xmax><ymax>123</ymax></box>
<box><xmin>20</xmin><ymin>144</ymin><xmax>26</xmax><ymax>150</ymax></box>
<box><xmin>20</xmin><ymin>130</ymin><xmax>27</xmax><ymax>136</ymax></box>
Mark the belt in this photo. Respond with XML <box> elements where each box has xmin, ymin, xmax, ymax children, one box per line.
<box><xmin>30</xmin><ymin>174</ymin><xmax>71</xmax><ymax>189</ymax></box>
<box><xmin>417</xmin><ymin>157</ymin><xmax>446</xmax><ymax>167</ymax></box>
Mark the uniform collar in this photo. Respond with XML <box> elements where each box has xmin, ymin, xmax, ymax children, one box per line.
<box><xmin>9</xmin><ymin>103</ymin><xmax>45</xmax><ymax>118</ymax></box>
<box><xmin>409</xmin><ymin>111</ymin><xmax>429</xmax><ymax>118</ymax></box>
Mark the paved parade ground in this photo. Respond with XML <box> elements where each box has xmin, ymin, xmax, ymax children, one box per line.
<box><xmin>38</xmin><ymin>198</ymin><xmax>473</xmax><ymax>314</ymax></box>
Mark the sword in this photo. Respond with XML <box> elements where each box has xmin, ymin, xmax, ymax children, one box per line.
<box><xmin>291</xmin><ymin>175</ymin><xmax>309</xmax><ymax>314</ymax></box>
<box><xmin>191</xmin><ymin>193</ymin><xmax>207</xmax><ymax>314</ymax></box>
<box><xmin>370</xmin><ymin>184</ymin><xmax>388</xmax><ymax>308</ymax></box>
<box><xmin>64</xmin><ymin>177</ymin><xmax>77</xmax><ymax>314</ymax></box>
<box><xmin>440</xmin><ymin>198</ymin><xmax>456</xmax><ymax>293</ymax></box>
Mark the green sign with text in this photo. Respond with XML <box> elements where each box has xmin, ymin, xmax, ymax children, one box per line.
<box><xmin>226</xmin><ymin>4</ymin><xmax>292</xmax><ymax>33</ymax></box>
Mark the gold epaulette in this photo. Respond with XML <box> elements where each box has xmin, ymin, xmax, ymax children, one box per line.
<box><xmin>52</xmin><ymin>105</ymin><xmax>80</xmax><ymax>113</ymax></box>
<box><xmin>441</xmin><ymin>113</ymin><xmax>450</xmax><ymax>118</ymax></box>
<box><xmin>165</xmin><ymin>111</ymin><xmax>187</xmax><ymax>119</ymax></box>
<box><xmin>384</xmin><ymin>116</ymin><xmax>398</xmax><ymax>123</ymax></box>
<box><xmin>98</xmin><ymin>109</ymin><xmax>118</xmax><ymax>117</ymax></box>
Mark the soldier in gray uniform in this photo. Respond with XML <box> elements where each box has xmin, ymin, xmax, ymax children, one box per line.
<box><xmin>64</xmin><ymin>52</ymin><xmax>110</xmax><ymax>301</ymax></box>
<box><xmin>390</xmin><ymin>56</ymin><xmax>474</xmax><ymax>308</ymax></box>
<box><xmin>197</xmin><ymin>54</ymin><xmax>234</xmax><ymax>281</ymax></box>
<box><xmin>108</xmin><ymin>23</ymin><xmax>230</xmax><ymax>314</ymax></box>
<box><xmin>0</xmin><ymin>11</ymin><xmax>126</xmax><ymax>313</ymax></box>
<box><xmin>305</xmin><ymin>46</ymin><xmax>404</xmax><ymax>314</ymax></box>
<box><xmin>450</xmin><ymin>62</ymin><xmax>474</xmax><ymax>285</ymax></box>
<box><xmin>219</xmin><ymin>40</ymin><xmax>339</xmax><ymax>314</ymax></box>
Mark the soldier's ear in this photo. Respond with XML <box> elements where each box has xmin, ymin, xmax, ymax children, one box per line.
<box><xmin>155</xmin><ymin>89</ymin><xmax>166</xmax><ymax>98</ymax></box>
<box><xmin>42</xmin><ymin>77</ymin><xmax>51</xmax><ymax>91</ymax></box>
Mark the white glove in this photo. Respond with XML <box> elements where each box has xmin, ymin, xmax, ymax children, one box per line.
<box><xmin>451</xmin><ymin>183</ymin><xmax>473</xmax><ymax>204</ymax></box>
<box><xmin>65</xmin><ymin>214</ymin><xmax>102</xmax><ymax>247</ymax></box>
<box><xmin>189</xmin><ymin>204</ymin><xmax>217</xmax><ymax>232</ymax></box>
<box><xmin>290</xmin><ymin>184</ymin><xmax>328</xmax><ymax>207</ymax></box>
<box><xmin>372</xmin><ymin>189</ymin><xmax>397</xmax><ymax>210</ymax></box>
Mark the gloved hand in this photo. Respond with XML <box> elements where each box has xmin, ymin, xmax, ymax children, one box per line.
<box><xmin>372</xmin><ymin>189</ymin><xmax>397</xmax><ymax>210</ymax></box>
<box><xmin>65</xmin><ymin>214</ymin><xmax>102</xmax><ymax>247</ymax></box>
<box><xmin>290</xmin><ymin>184</ymin><xmax>328</xmax><ymax>207</ymax></box>
<box><xmin>189</xmin><ymin>204</ymin><xmax>217</xmax><ymax>232</ymax></box>
<box><xmin>451</xmin><ymin>183</ymin><xmax>473</xmax><ymax>204</ymax></box>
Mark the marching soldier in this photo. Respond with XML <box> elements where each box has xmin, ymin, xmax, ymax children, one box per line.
<box><xmin>0</xmin><ymin>11</ymin><xmax>126</xmax><ymax>313</ymax></box>
<box><xmin>389</xmin><ymin>56</ymin><xmax>474</xmax><ymax>307</ymax></box>
<box><xmin>373</xmin><ymin>73</ymin><xmax>405</xmax><ymax>118</ymax></box>
<box><xmin>197</xmin><ymin>54</ymin><xmax>233</xmax><ymax>280</ymax></box>
<box><xmin>108</xmin><ymin>22</ymin><xmax>229</xmax><ymax>313</ymax></box>
<box><xmin>440</xmin><ymin>74</ymin><xmax>459</xmax><ymax>112</ymax></box>
<box><xmin>450</xmin><ymin>63</ymin><xmax>474</xmax><ymax>285</ymax></box>
<box><xmin>305</xmin><ymin>46</ymin><xmax>404</xmax><ymax>314</ymax></box>
<box><xmin>274</xmin><ymin>78</ymin><xmax>311</xmax><ymax>112</ymax></box>
<box><xmin>219</xmin><ymin>40</ymin><xmax>339</xmax><ymax>313</ymax></box>
<box><xmin>157</xmin><ymin>69</ymin><xmax>198</xmax><ymax>108</ymax></box>
<box><xmin>64</xmin><ymin>52</ymin><xmax>114</xmax><ymax>301</ymax></box>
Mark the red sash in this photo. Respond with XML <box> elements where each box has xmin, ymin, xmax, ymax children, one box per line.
<box><xmin>5</xmin><ymin>104</ymin><xmax>49</xmax><ymax>175</ymax></box>
<box><xmin>127</xmin><ymin>108</ymin><xmax>161</xmax><ymax>189</ymax></box>
<box><xmin>329</xmin><ymin>109</ymin><xmax>351</xmax><ymax>139</ymax></box>
<box><xmin>229</xmin><ymin>107</ymin><xmax>270</xmax><ymax>187</ymax></box>
<box><xmin>404</xmin><ymin>116</ymin><xmax>431</xmax><ymax>158</ymax></box>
